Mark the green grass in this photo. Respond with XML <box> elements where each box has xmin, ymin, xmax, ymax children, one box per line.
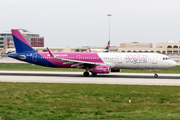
<box><xmin>0</xmin><ymin>83</ymin><xmax>180</xmax><ymax>119</ymax></box>
<box><xmin>0</xmin><ymin>63</ymin><xmax>179</xmax><ymax>73</ymax></box>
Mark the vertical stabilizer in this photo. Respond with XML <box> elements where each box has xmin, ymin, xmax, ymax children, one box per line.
<box><xmin>105</xmin><ymin>40</ymin><xmax>110</xmax><ymax>50</ymax></box>
<box><xmin>11</xmin><ymin>29</ymin><xmax>36</xmax><ymax>53</ymax></box>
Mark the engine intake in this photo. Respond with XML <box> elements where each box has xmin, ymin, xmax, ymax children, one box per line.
<box><xmin>91</xmin><ymin>65</ymin><xmax>111</xmax><ymax>74</ymax></box>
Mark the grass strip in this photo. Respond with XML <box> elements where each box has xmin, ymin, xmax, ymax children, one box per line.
<box><xmin>0</xmin><ymin>83</ymin><xmax>179</xmax><ymax>119</ymax></box>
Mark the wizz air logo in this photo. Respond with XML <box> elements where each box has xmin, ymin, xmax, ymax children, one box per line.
<box><xmin>125</xmin><ymin>54</ymin><xmax>148</xmax><ymax>64</ymax></box>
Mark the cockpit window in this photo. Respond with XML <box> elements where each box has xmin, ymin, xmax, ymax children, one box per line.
<box><xmin>163</xmin><ymin>57</ymin><xmax>170</xmax><ymax>60</ymax></box>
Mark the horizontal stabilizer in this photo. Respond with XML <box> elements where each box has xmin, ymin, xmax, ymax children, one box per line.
<box><xmin>8</xmin><ymin>54</ymin><xmax>26</xmax><ymax>59</ymax></box>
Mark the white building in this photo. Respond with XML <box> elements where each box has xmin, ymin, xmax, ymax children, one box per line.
<box><xmin>0</xmin><ymin>29</ymin><xmax>43</xmax><ymax>52</ymax></box>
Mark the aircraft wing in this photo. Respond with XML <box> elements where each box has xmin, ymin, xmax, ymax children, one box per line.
<box><xmin>47</xmin><ymin>47</ymin><xmax>104</xmax><ymax>67</ymax></box>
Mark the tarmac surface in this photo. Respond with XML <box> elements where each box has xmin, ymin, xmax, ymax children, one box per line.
<box><xmin>0</xmin><ymin>71</ymin><xmax>180</xmax><ymax>86</ymax></box>
<box><xmin>0</xmin><ymin>57</ymin><xmax>26</xmax><ymax>63</ymax></box>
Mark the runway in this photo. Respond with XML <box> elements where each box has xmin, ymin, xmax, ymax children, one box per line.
<box><xmin>0</xmin><ymin>57</ymin><xmax>180</xmax><ymax>86</ymax></box>
<box><xmin>0</xmin><ymin>71</ymin><xmax>180</xmax><ymax>86</ymax></box>
<box><xmin>0</xmin><ymin>57</ymin><xmax>26</xmax><ymax>63</ymax></box>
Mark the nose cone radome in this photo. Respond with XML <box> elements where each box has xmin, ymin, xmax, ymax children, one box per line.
<box><xmin>171</xmin><ymin>61</ymin><xmax>176</xmax><ymax>68</ymax></box>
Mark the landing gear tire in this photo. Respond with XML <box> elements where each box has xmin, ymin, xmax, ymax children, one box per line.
<box><xmin>83</xmin><ymin>72</ymin><xmax>89</xmax><ymax>77</ymax></box>
<box><xmin>154</xmin><ymin>74</ymin><xmax>158</xmax><ymax>78</ymax></box>
<box><xmin>154</xmin><ymin>69</ymin><xmax>158</xmax><ymax>78</ymax></box>
<box><xmin>91</xmin><ymin>72</ymin><xmax>97</xmax><ymax>76</ymax></box>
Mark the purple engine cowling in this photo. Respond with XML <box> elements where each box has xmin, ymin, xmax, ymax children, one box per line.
<box><xmin>92</xmin><ymin>65</ymin><xmax>111</xmax><ymax>74</ymax></box>
<box><xmin>111</xmin><ymin>69</ymin><xmax>121</xmax><ymax>72</ymax></box>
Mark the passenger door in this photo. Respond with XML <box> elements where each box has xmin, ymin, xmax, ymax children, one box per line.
<box><xmin>152</xmin><ymin>54</ymin><xmax>157</xmax><ymax>68</ymax></box>
<box><xmin>32</xmin><ymin>53</ymin><xmax>37</xmax><ymax>62</ymax></box>
<box><xmin>118</xmin><ymin>55</ymin><xmax>123</xmax><ymax>68</ymax></box>
<box><xmin>76</xmin><ymin>55</ymin><xmax>81</xmax><ymax>61</ymax></box>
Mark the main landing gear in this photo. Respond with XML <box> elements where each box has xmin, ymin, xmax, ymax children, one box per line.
<box><xmin>154</xmin><ymin>69</ymin><xmax>158</xmax><ymax>78</ymax></box>
<box><xmin>83</xmin><ymin>67</ymin><xmax>90</xmax><ymax>77</ymax></box>
<box><xmin>83</xmin><ymin>72</ymin><xmax>97</xmax><ymax>77</ymax></box>
<box><xmin>91</xmin><ymin>72</ymin><xmax>97</xmax><ymax>76</ymax></box>
<box><xmin>83</xmin><ymin>72</ymin><xmax>89</xmax><ymax>77</ymax></box>
<box><xmin>83</xmin><ymin>67</ymin><xmax>97</xmax><ymax>77</ymax></box>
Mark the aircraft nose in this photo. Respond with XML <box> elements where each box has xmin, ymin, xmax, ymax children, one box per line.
<box><xmin>171</xmin><ymin>60</ymin><xmax>176</xmax><ymax>67</ymax></box>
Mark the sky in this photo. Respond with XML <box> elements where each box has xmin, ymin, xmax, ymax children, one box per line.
<box><xmin>1</xmin><ymin>0</ymin><xmax>180</xmax><ymax>48</ymax></box>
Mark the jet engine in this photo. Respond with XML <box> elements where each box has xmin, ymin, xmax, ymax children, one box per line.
<box><xmin>91</xmin><ymin>65</ymin><xmax>111</xmax><ymax>74</ymax></box>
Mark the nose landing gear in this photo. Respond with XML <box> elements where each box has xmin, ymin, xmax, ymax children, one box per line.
<box><xmin>154</xmin><ymin>69</ymin><xmax>158</xmax><ymax>78</ymax></box>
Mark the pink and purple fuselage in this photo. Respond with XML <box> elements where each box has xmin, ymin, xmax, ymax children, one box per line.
<box><xmin>9</xmin><ymin>29</ymin><xmax>105</xmax><ymax>69</ymax></box>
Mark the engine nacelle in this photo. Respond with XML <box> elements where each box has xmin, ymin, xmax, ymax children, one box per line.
<box><xmin>91</xmin><ymin>65</ymin><xmax>111</xmax><ymax>74</ymax></box>
<box><xmin>111</xmin><ymin>69</ymin><xmax>121</xmax><ymax>72</ymax></box>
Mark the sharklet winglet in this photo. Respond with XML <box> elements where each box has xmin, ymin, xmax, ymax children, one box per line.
<box><xmin>47</xmin><ymin>47</ymin><xmax>54</xmax><ymax>58</ymax></box>
<box><xmin>88</xmin><ymin>48</ymin><xmax>91</xmax><ymax>52</ymax></box>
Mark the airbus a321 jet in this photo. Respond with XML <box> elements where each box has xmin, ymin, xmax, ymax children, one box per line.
<box><xmin>87</xmin><ymin>40</ymin><xmax>110</xmax><ymax>52</ymax></box>
<box><xmin>9</xmin><ymin>29</ymin><xmax>176</xmax><ymax>78</ymax></box>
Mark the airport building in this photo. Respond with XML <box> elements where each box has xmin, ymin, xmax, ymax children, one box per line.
<box><xmin>33</xmin><ymin>42</ymin><xmax>180</xmax><ymax>55</ymax></box>
<box><xmin>119</xmin><ymin>42</ymin><xmax>180</xmax><ymax>55</ymax></box>
<box><xmin>1</xmin><ymin>29</ymin><xmax>180</xmax><ymax>56</ymax></box>
<box><xmin>33</xmin><ymin>46</ymin><xmax>119</xmax><ymax>53</ymax></box>
<box><xmin>119</xmin><ymin>42</ymin><xmax>154</xmax><ymax>53</ymax></box>
<box><xmin>0</xmin><ymin>29</ymin><xmax>44</xmax><ymax>51</ymax></box>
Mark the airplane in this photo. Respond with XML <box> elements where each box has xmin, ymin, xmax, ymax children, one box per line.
<box><xmin>86</xmin><ymin>40</ymin><xmax>110</xmax><ymax>52</ymax></box>
<box><xmin>9</xmin><ymin>29</ymin><xmax>176</xmax><ymax>78</ymax></box>
<box><xmin>5</xmin><ymin>48</ymin><xmax>16</xmax><ymax>54</ymax></box>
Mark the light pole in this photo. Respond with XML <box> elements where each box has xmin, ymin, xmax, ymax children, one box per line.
<box><xmin>107</xmin><ymin>14</ymin><xmax>112</xmax><ymax>41</ymax></box>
